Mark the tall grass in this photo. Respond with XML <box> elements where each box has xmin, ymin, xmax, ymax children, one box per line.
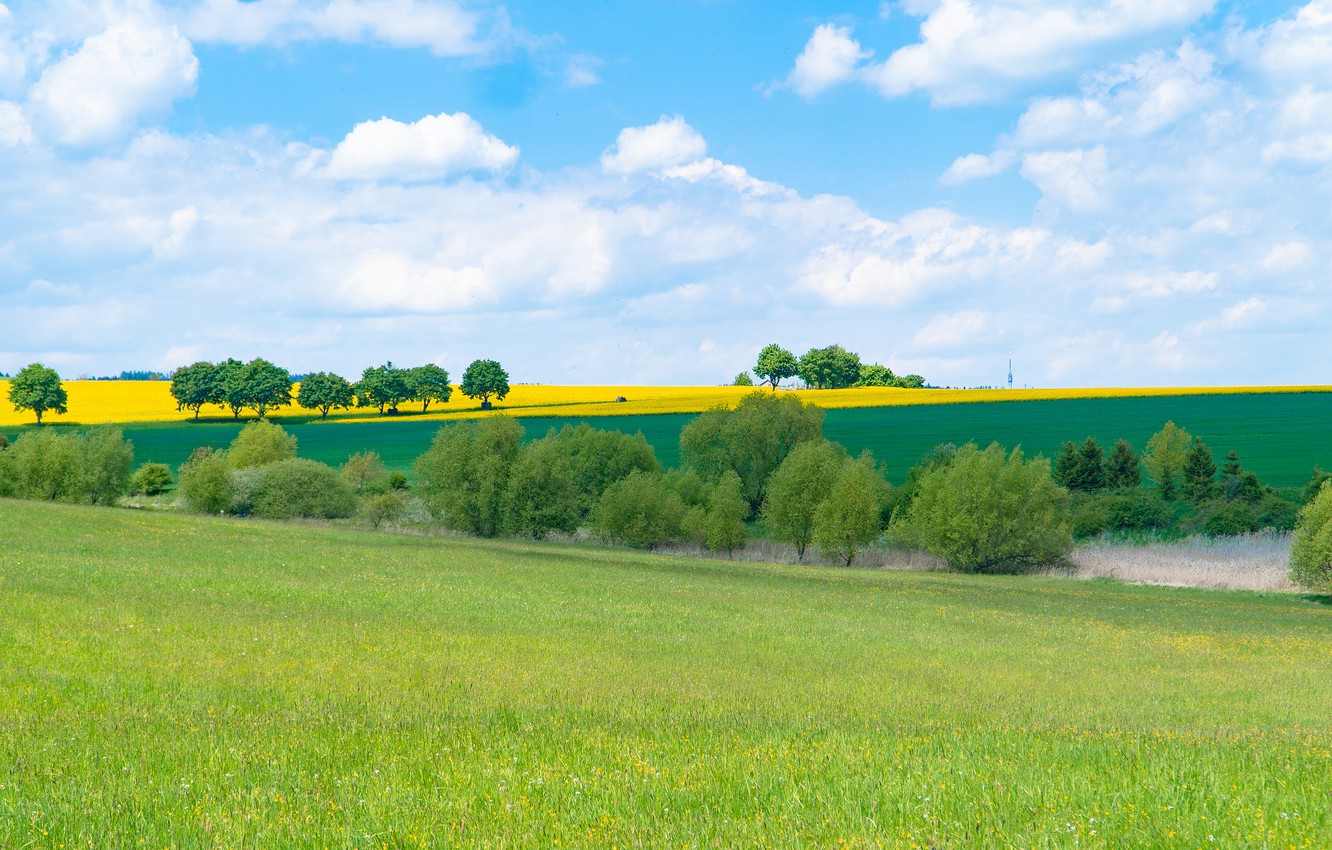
<box><xmin>1068</xmin><ymin>530</ymin><xmax>1295</xmax><ymax>591</ymax></box>
<box><xmin>1</xmin><ymin>499</ymin><xmax>1329</xmax><ymax>847</ymax></box>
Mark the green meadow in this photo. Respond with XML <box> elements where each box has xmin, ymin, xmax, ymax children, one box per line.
<box><xmin>1</xmin><ymin>499</ymin><xmax>1328</xmax><ymax>847</ymax></box>
<box><xmin>5</xmin><ymin>390</ymin><xmax>1325</xmax><ymax>487</ymax></box>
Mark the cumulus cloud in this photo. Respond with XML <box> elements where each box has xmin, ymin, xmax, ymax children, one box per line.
<box><xmin>601</xmin><ymin>115</ymin><xmax>707</xmax><ymax>175</ymax></box>
<box><xmin>784</xmin><ymin>23</ymin><xmax>870</xmax><ymax>98</ymax></box>
<box><xmin>28</xmin><ymin>7</ymin><xmax>197</xmax><ymax>146</ymax></box>
<box><xmin>322</xmin><ymin>112</ymin><xmax>519</xmax><ymax>181</ymax></box>
<box><xmin>1020</xmin><ymin>147</ymin><xmax>1109</xmax><ymax>211</ymax></box>
<box><xmin>181</xmin><ymin>0</ymin><xmax>499</xmax><ymax>56</ymax></box>
<box><xmin>912</xmin><ymin>310</ymin><xmax>988</xmax><ymax>349</ymax></box>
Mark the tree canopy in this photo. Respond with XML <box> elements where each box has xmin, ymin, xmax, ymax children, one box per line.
<box><xmin>296</xmin><ymin>372</ymin><xmax>354</xmax><ymax>419</ymax></box>
<box><xmin>460</xmin><ymin>359</ymin><xmax>511</xmax><ymax>407</ymax></box>
<box><xmin>754</xmin><ymin>344</ymin><xmax>797</xmax><ymax>391</ymax></box>
<box><xmin>797</xmin><ymin>345</ymin><xmax>861</xmax><ymax>389</ymax></box>
<box><xmin>7</xmin><ymin>362</ymin><xmax>67</xmax><ymax>425</ymax></box>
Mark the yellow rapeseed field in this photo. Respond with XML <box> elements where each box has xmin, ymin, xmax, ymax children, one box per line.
<box><xmin>1</xmin><ymin>380</ymin><xmax>1330</xmax><ymax>427</ymax></box>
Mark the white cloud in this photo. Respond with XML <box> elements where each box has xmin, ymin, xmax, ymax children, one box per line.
<box><xmin>1123</xmin><ymin>269</ymin><xmax>1217</xmax><ymax>297</ymax></box>
<box><xmin>1262</xmin><ymin>241</ymin><xmax>1311</xmax><ymax>271</ymax></box>
<box><xmin>28</xmin><ymin>8</ymin><xmax>197</xmax><ymax>146</ymax></box>
<box><xmin>785</xmin><ymin>23</ymin><xmax>870</xmax><ymax>98</ymax></box>
<box><xmin>0</xmin><ymin>99</ymin><xmax>30</xmax><ymax>146</ymax></box>
<box><xmin>862</xmin><ymin>0</ymin><xmax>1215</xmax><ymax>104</ymax></box>
<box><xmin>181</xmin><ymin>0</ymin><xmax>497</xmax><ymax>56</ymax></box>
<box><xmin>1250</xmin><ymin>0</ymin><xmax>1332</xmax><ymax>82</ymax></box>
<box><xmin>1020</xmin><ymin>147</ymin><xmax>1109</xmax><ymax>211</ymax></box>
<box><xmin>323</xmin><ymin>112</ymin><xmax>519</xmax><ymax>181</ymax></box>
<box><xmin>601</xmin><ymin>115</ymin><xmax>707</xmax><ymax>175</ymax></box>
<box><xmin>912</xmin><ymin>310</ymin><xmax>988</xmax><ymax>349</ymax></box>
<box><xmin>565</xmin><ymin>54</ymin><xmax>602</xmax><ymax>88</ymax></box>
<box><xmin>940</xmin><ymin>151</ymin><xmax>1015</xmax><ymax>184</ymax></box>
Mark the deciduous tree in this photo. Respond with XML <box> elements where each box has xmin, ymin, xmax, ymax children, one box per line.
<box><xmin>8</xmin><ymin>362</ymin><xmax>67</xmax><ymax>425</ymax></box>
<box><xmin>460</xmin><ymin>359</ymin><xmax>511</xmax><ymax>407</ymax></box>
<box><xmin>170</xmin><ymin>361</ymin><xmax>218</xmax><ymax>421</ymax></box>
<box><xmin>296</xmin><ymin>372</ymin><xmax>354</xmax><ymax>419</ymax></box>
<box><xmin>754</xmin><ymin>344</ymin><xmax>797</xmax><ymax>391</ymax></box>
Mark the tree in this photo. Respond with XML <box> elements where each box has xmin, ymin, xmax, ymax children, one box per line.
<box><xmin>227</xmin><ymin>420</ymin><xmax>297</xmax><ymax>469</ymax></box>
<box><xmin>1072</xmin><ymin>437</ymin><xmax>1106</xmax><ymax>492</ymax></box>
<box><xmin>754</xmin><ymin>344</ymin><xmax>797</xmax><ymax>391</ymax></box>
<box><xmin>855</xmin><ymin>364</ymin><xmax>895</xmax><ymax>387</ymax></box>
<box><xmin>406</xmin><ymin>364</ymin><xmax>452</xmax><ymax>413</ymax></box>
<box><xmin>7</xmin><ymin>429</ymin><xmax>86</xmax><ymax>500</ymax></box>
<box><xmin>1143</xmin><ymin>421</ymin><xmax>1192</xmax><ymax>492</ymax></box>
<box><xmin>251</xmin><ymin>458</ymin><xmax>357</xmax><ymax>520</ymax></box>
<box><xmin>680</xmin><ymin>391</ymin><xmax>824</xmax><ymax>513</ymax></box>
<box><xmin>212</xmin><ymin>358</ymin><xmax>249</xmax><ymax>420</ymax></box>
<box><xmin>1105</xmin><ymin>439</ymin><xmax>1142</xmax><ymax>488</ymax></box>
<box><xmin>761</xmin><ymin>439</ymin><xmax>846</xmax><ymax>561</ymax></box>
<box><xmin>8</xmin><ymin>363</ymin><xmax>67</xmax><ymax>425</ymax></box>
<box><xmin>363</xmin><ymin>491</ymin><xmax>408</xmax><ymax>529</ymax></box>
<box><xmin>590</xmin><ymin>470</ymin><xmax>686</xmax><ymax>549</ymax></box>
<box><xmin>459</xmin><ymin>359</ymin><xmax>511</xmax><ymax>408</ymax></box>
<box><xmin>413</xmin><ymin>416</ymin><xmax>524</xmax><ymax>536</ymax></box>
<box><xmin>354</xmin><ymin>362</ymin><xmax>411</xmax><ymax>414</ymax></box>
<box><xmin>893</xmin><ymin>374</ymin><xmax>926</xmax><ymax>389</ymax></box>
<box><xmin>240</xmin><ymin>358</ymin><xmax>293</xmax><ymax>419</ymax></box>
<box><xmin>797</xmin><ymin>345</ymin><xmax>861</xmax><ymax>389</ymax></box>
<box><xmin>296</xmin><ymin>372</ymin><xmax>354</xmax><ymax>419</ymax></box>
<box><xmin>701</xmin><ymin>470</ymin><xmax>747</xmax><ymax>556</ymax></box>
<box><xmin>170</xmin><ymin>361</ymin><xmax>218</xmax><ymax>421</ymax></box>
<box><xmin>1290</xmin><ymin>481</ymin><xmax>1332</xmax><ymax>591</ymax></box>
<box><xmin>891</xmin><ymin>442</ymin><xmax>1072</xmax><ymax>573</ymax></box>
<box><xmin>1181</xmin><ymin>438</ymin><xmax>1218</xmax><ymax>503</ymax></box>
<box><xmin>341</xmin><ymin>450</ymin><xmax>390</xmax><ymax>494</ymax></box>
<box><xmin>129</xmin><ymin>462</ymin><xmax>173</xmax><ymax>496</ymax></box>
<box><xmin>813</xmin><ymin>456</ymin><xmax>883</xmax><ymax>566</ymax></box>
<box><xmin>1052</xmin><ymin>441</ymin><xmax>1079</xmax><ymax>490</ymax></box>
<box><xmin>732</xmin><ymin>371</ymin><xmax>754</xmax><ymax>387</ymax></box>
<box><xmin>82</xmin><ymin>428</ymin><xmax>134</xmax><ymax>505</ymax></box>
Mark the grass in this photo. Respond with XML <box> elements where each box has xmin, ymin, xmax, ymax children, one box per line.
<box><xmin>6</xmin><ymin>390</ymin><xmax>1329</xmax><ymax>488</ymax></box>
<box><xmin>1</xmin><ymin>499</ymin><xmax>1330</xmax><ymax>847</ymax></box>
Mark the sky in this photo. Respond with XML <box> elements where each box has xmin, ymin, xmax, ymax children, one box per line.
<box><xmin>0</xmin><ymin>0</ymin><xmax>1328</xmax><ymax>387</ymax></box>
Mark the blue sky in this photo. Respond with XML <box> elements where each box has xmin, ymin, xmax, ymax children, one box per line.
<box><xmin>0</xmin><ymin>0</ymin><xmax>1328</xmax><ymax>387</ymax></box>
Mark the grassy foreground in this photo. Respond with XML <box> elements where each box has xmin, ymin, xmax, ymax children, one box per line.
<box><xmin>2</xmin><ymin>502</ymin><xmax>1330</xmax><ymax>847</ymax></box>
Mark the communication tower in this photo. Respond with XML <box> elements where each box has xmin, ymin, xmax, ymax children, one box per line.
<box><xmin>1007</xmin><ymin>353</ymin><xmax>1013</xmax><ymax>390</ymax></box>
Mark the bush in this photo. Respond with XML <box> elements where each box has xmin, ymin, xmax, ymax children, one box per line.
<box><xmin>1289</xmin><ymin>482</ymin><xmax>1332</xmax><ymax>591</ymax></box>
<box><xmin>812</xmin><ymin>457</ymin><xmax>882</xmax><ymax>566</ymax></box>
<box><xmin>700</xmin><ymin>470</ymin><xmax>746</xmax><ymax>556</ymax></box>
<box><xmin>0</xmin><ymin>428</ymin><xmax>133</xmax><ymax>504</ymax></box>
<box><xmin>363</xmin><ymin>491</ymin><xmax>409</xmax><ymax>529</ymax></box>
<box><xmin>251</xmin><ymin>458</ymin><xmax>357</xmax><ymax>520</ymax></box>
<box><xmin>82</xmin><ymin>429</ymin><xmax>134</xmax><ymax>505</ymax></box>
<box><xmin>1200</xmin><ymin>500</ymin><xmax>1263</xmax><ymax>536</ymax></box>
<box><xmin>130</xmin><ymin>462</ymin><xmax>173</xmax><ymax>496</ymax></box>
<box><xmin>890</xmin><ymin>443</ymin><xmax>1072</xmax><ymax>573</ymax></box>
<box><xmin>1103</xmin><ymin>489</ymin><xmax>1175</xmax><ymax>531</ymax></box>
<box><xmin>388</xmin><ymin>471</ymin><xmax>408</xmax><ymax>491</ymax></box>
<box><xmin>761</xmin><ymin>440</ymin><xmax>847</xmax><ymax>561</ymax></box>
<box><xmin>178</xmin><ymin>448</ymin><xmax>233</xmax><ymax>514</ymax></box>
<box><xmin>591</xmin><ymin>471</ymin><xmax>686</xmax><ymax>549</ymax></box>
<box><xmin>1068</xmin><ymin>492</ymin><xmax>1111</xmax><ymax>539</ymax></box>
<box><xmin>414</xmin><ymin>416</ymin><xmax>524</xmax><ymax>536</ymax></box>
<box><xmin>227</xmin><ymin>420</ymin><xmax>297</xmax><ymax>469</ymax></box>
<box><xmin>341</xmin><ymin>450</ymin><xmax>390</xmax><ymax>494</ymax></box>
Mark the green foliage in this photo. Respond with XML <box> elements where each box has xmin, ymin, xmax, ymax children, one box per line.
<box><xmin>1304</xmin><ymin>468</ymin><xmax>1331</xmax><ymax>504</ymax></box>
<box><xmin>1067</xmin><ymin>492</ymin><xmax>1111</xmax><ymax>539</ymax></box>
<box><xmin>891</xmin><ymin>443</ymin><xmax>1072</xmax><ymax>573</ymax></box>
<box><xmin>701</xmin><ymin>470</ymin><xmax>747</xmax><ymax>556</ymax></box>
<box><xmin>177</xmin><ymin>448</ymin><xmax>233</xmax><ymax>514</ymax></box>
<box><xmin>680</xmin><ymin>391</ymin><xmax>824</xmax><ymax>513</ymax></box>
<box><xmin>406</xmin><ymin>364</ymin><xmax>452</xmax><ymax>413</ymax></box>
<box><xmin>340</xmin><ymin>450</ymin><xmax>390</xmax><ymax>495</ymax></box>
<box><xmin>754</xmin><ymin>343</ymin><xmax>797</xmax><ymax>390</ymax></box>
<box><xmin>129</xmin><ymin>462</ymin><xmax>173</xmax><ymax>496</ymax></box>
<box><xmin>82</xmin><ymin>428</ymin><xmax>135</xmax><ymax>505</ymax></box>
<box><xmin>296</xmin><ymin>372</ymin><xmax>355</xmax><ymax>419</ymax></box>
<box><xmin>1200</xmin><ymin>500</ymin><xmax>1264</xmax><ymax>536</ymax></box>
<box><xmin>812</xmin><ymin>456</ymin><xmax>882</xmax><ymax>566</ymax></box>
<box><xmin>414</xmin><ymin>416</ymin><xmax>524</xmax><ymax>536</ymax></box>
<box><xmin>1143</xmin><ymin>421</ymin><xmax>1192</xmax><ymax>491</ymax></box>
<box><xmin>363</xmin><ymin>490</ymin><xmax>409</xmax><ymax>529</ymax></box>
<box><xmin>1182</xmin><ymin>438</ymin><xmax>1219</xmax><ymax>503</ymax></box>
<box><xmin>354</xmin><ymin>362</ymin><xmax>412</xmax><ymax>414</ymax></box>
<box><xmin>761</xmin><ymin>439</ymin><xmax>847</xmax><ymax>561</ymax></box>
<box><xmin>1290</xmin><ymin>482</ymin><xmax>1332</xmax><ymax>591</ymax></box>
<box><xmin>590</xmin><ymin>470</ymin><xmax>686</xmax><ymax>549</ymax></box>
<box><xmin>227</xmin><ymin>420</ymin><xmax>298</xmax><ymax>469</ymax></box>
<box><xmin>855</xmin><ymin>363</ymin><xmax>895</xmax><ymax>387</ymax></box>
<box><xmin>732</xmin><ymin>371</ymin><xmax>754</xmax><ymax>387</ymax></box>
<box><xmin>388</xmin><ymin>471</ymin><xmax>409</xmax><ymax>491</ymax></box>
<box><xmin>249</xmin><ymin>458</ymin><xmax>357</xmax><ymax>520</ymax></box>
<box><xmin>212</xmin><ymin>358</ymin><xmax>249</xmax><ymax>419</ymax></box>
<box><xmin>1054</xmin><ymin>437</ymin><xmax>1107</xmax><ymax>492</ymax></box>
<box><xmin>1102</xmin><ymin>489</ymin><xmax>1175</xmax><ymax>531</ymax></box>
<box><xmin>1105</xmin><ymin>439</ymin><xmax>1142</xmax><ymax>488</ymax></box>
<box><xmin>170</xmin><ymin>361</ymin><xmax>218</xmax><ymax>420</ymax></box>
<box><xmin>504</xmin><ymin>423</ymin><xmax>660</xmax><ymax>538</ymax></box>
<box><xmin>8</xmin><ymin>362</ymin><xmax>67</xmax><ymax>425</ymax></box>
<box><xmin>459</xmin><ymin>359</ymin><xmax>511</xmax><ymax>407</ymax></box>
<box><xmin>797</xmin><ymin>345</ymin><xmax>861</xmax><ymax>390</ymax></box>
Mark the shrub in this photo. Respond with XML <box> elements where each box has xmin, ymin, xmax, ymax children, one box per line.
<box><xmin>251</xmin><ymin>458</ymin><xmax>357</xmax><ymax>520</ymax></box>
<box><xmin>1068</xmin><ymin>492</ymin><xmax>1111</xmax><ymax>539</ymax></box>
<box><xmin>1200</xmin><ymin>500</ymin><xmax>1263</xmax><ymax>536</ymax></box>
<box><xmin>414</xmin><ymin>416</ymin><xmax>524</xmax><ymax>536</ymax></box>
<box><xmin>388</xmin><ymin>471</ymin><xmax>408</xmax><ymax>491</ymax></box>
<box><xmin>701</xmin><ymin>470</ymin><xmax>747</xmax><ymax>556</ymax></box>
<box><xmin>1103</xmin><ymin>489</ymin><xmax>1175</xmax><ymax>531</ymax></box>
<box><xmin>1289</xmin><ymin>482</ymin><xmax>1332</xmax><ymax>591</ymax></box>
<box><xmin>812</xmin><ymin>457</ymin><xmax>882</xmax><ymax>566</ymax></box>
<box><xmin>591</xmin><ymin>471</ymin><xmax>686</xmax><ymax>549</ymax></box>
<box><xmin>7</xmin><ymin>429</ymin><xmax>85</xmax><ymax>501</ymax></box>
<box><xmin>178</xmin><ymin>448</ymin><xmax>233</xmax><ymax>514</ymax></box>
<box><xmin>761</xmin><ymin>440</ymin><xmax>847</xmax><ymax>561</ymax></box>
<box><xmin>82</xmin><ymin>429</ymin><xmax>134</xmax><ymax>505</ymax></box>
<box><xmin>130</xmin><ymin>462</ymin><xmax>173</xmax><ymax>496</ymax></box>
<box><xmin>363</xmin><ymin>491</ymin><xmax>409</xmax><ymax>529</ymax></box>
<box><xmin>227</xmin><ymin>420</ymin><xmax>297</xmax><ymax>469</ymax></box>
<box><xmin>890</xmin><ymin>443</ymin><xmax>1072</xmax><ymax>573</ymax></box>
<box><xmin>341</xmin><ymin>450</ymin><xmax>390</xmax><ymax>494</ymax></box>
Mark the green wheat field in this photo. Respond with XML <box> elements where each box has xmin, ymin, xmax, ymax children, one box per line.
<box><xmin>1</xmin><ymin>499</ymin><xmax>1328</xmax><ymax>848</ymax></box>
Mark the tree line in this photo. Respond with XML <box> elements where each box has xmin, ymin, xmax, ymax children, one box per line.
<box><xmin>740</xmin><ymin>343</ymin><xmax>926</xmax><ymax>390</ymax></box>
<box><xmin>5</xmin><ymin>390</ymin><xmax>1332</xmax><ymax>590</ymax></box>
